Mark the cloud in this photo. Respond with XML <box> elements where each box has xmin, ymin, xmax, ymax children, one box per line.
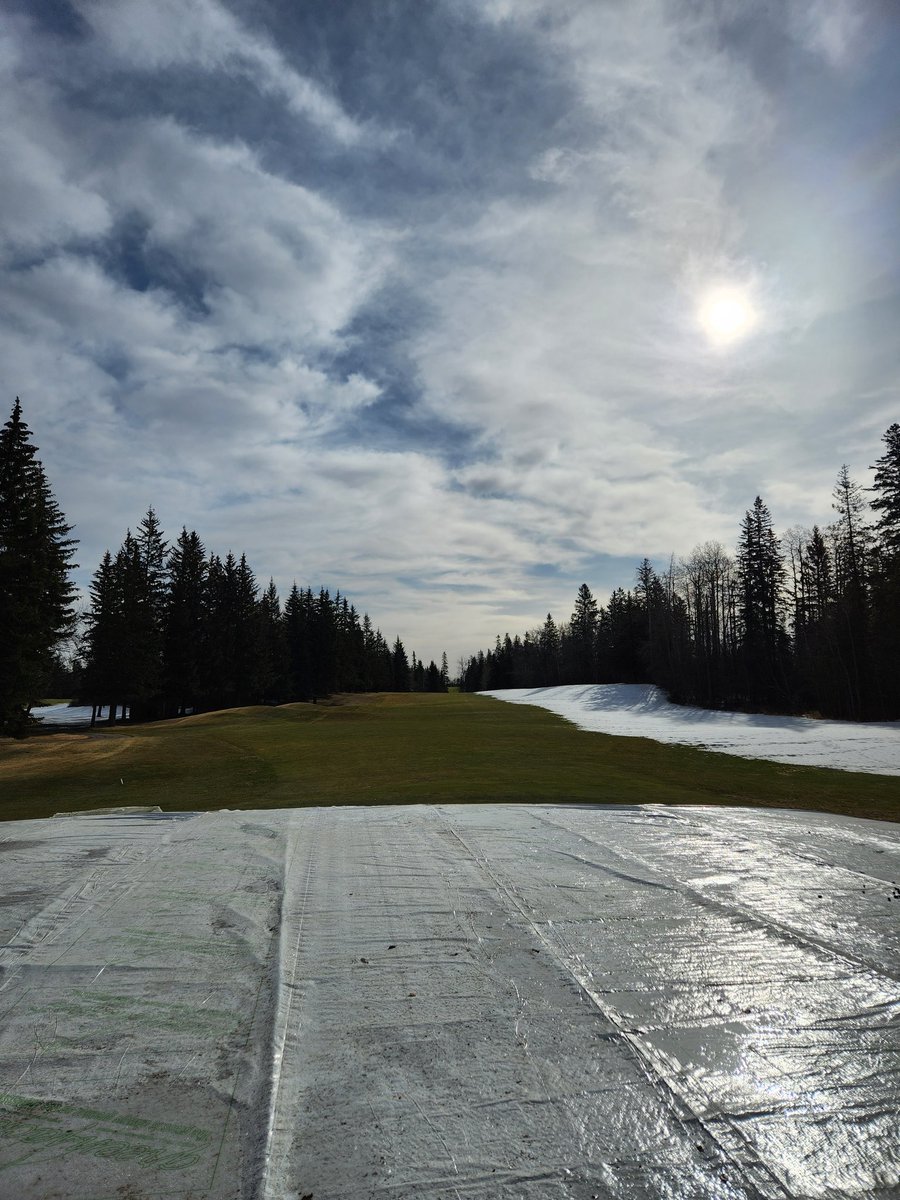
<box><xmin>2</xmin><ymin>0</ymin><xmax>898</xmax><ymax>663</ymax></box>
<box><xmin>77</xmin><ymin>0</ymin><xmax>368</xmax><ymax>144</ymax></box>
<box><xmin>792</xmin><ymin>0</ymin><xmax>868</xmax><ymax>69</ymax></box>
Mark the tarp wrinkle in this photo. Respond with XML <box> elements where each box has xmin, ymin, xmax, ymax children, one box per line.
<box><xmin>0</xmin><ymin>803</ymin><xmax>897</xmax><ymax>1198</ymax></box>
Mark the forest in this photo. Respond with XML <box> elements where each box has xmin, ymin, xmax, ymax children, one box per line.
<box><xmin>3</xmin><ymin>395</ymin><xmax>900</xmax><ymax>733</ymax></box>
<box><xmin>461</xmin><ymin>425</ymin><xmax>900</xmax><ymax>723</ymax></box>
<box><xmin>78</xmin><ymin>510</ymin><xmax>449</xmax><ymax>725</ymax></box>
<box><xmin>0</xmin><ymin>400</ymin><xmax>446</xmax><ymax>736</ymax></box>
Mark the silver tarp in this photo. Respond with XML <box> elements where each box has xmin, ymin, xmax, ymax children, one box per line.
<box><xmin>0</xmin><ymin>803</ymin><xmax>898</xmax><ymax>1198</ymax></box>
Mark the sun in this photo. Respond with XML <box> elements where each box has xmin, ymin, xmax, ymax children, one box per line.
<box><xmin>696</xmin><ymin>285</ymin><xmax>758</xmax><ymax>347</ymax></box>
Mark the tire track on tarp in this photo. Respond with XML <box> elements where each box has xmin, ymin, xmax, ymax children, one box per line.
<box><xmin>533</xmin><ymin>808</ymin><xmax>900</xmax><ymax>984</ymax></box>
<box><xmin>0</xmin><ymin>818</ymin><xmax>185</xmax><ymax>993</ymax></box>
<box><xmin>256</xmin><ymin>808</ymin><xmax>322</xmax><ymax>1200</ymax></box>
<box><xmin>431</xmin><ymin>806</ymin><xmax>794</xmax><ymax>1200</ymax></box>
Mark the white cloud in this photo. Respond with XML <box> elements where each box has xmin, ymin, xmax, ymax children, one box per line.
<box><xmin>2</xmin><ymin>0</ymin><xmax>896</xmax><ymax>664</ymax></box>
<box><xmin>76</xmin><ymin>0</ymin><xmax>367</xmax><ymax>144</ymax></box>
<box><xmin>793</xmin><ymin>0</ymin><xmax>868</xmax><ymax>69</ymax></box>
<box><xmin>0</xmin><ymin>31</ymin><xmax>110</xmax><ymax>252</ymax></box>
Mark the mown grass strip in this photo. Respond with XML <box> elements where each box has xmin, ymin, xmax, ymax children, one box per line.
<box><xmin>0</xmin><ymin>692</ymin><xmax>897</xmax><ymax>823</ymax></box>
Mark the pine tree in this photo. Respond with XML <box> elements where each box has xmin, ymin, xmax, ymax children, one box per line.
<box><xmin>0</xmin><ymin>399</ymin><xmax>77</xmax><ymax>734</ymax></box>
<box><xmin>258</xmin><ymin>578</ymin><xmax>287</xmax><ymax>704</ymax></box>
<box><xmin>868</xmin><ymin>425</ymin><xmax>900</xmax><ymax>714</ymax></box>
<box><xmin>163</xmin><ymin>529</ymin><xmax>206</xmax><ymax>716</ymax></box>
<box><xmin>736</xmin><ymin>497</ymin><xmax>788</xmax><ymax>706</ymax></box>
<box><xmin>310</xmin><ymin>589</ymin><xmax>337</xmax><ymax>699</ymax></box>
<box><xmin>85</xmin><ymin>530</ymin><xmax>160</xmax><ymax>724</ymax></box>
<box><xmin>538</xmin><ymin>614</ymin><xmax>560</xmax><ymax>684</ymax></box>
<box><xmin>828</xmin><ymin>467</ymin><xmax>872</xmax><ymax>717</ymax></box>
<box><xmin>84</xmin><ymin>550</ymin><xmax>122</xmax><ymax>724</ymax></box>
<box><xmin>284</xmin><ymin>584</ymin><xmax>312</xmax><ymax>701</ymax></box>
<box><xmin>425</xmin><ymin>660</ymin><xmax>442</xmax><ymax>691</ymax></box>
<box><xmin>391</xmin><ymin>637</ymin><xmax>410</xmax><ymax>691</ymax></box>
<box><xmin>116</xmin><ymin>530</ymin><xmax>163</xmax><ymax>718</ymax></box>
<box><xmin>233</xmin><ymin>553</ymin><xmax>261</xmax><ymax>703</ymax></box>
<box><xmin>567</xmin><ymin>584</ymin><xmax>598</xmax><ymax>683</ymax></box>
<box><xmin>200</xmin><ymin>553</ymin><xmax>229</xmax><ymax>709</ymax></box>
<box><xmin>870</xmin><ymin>423</ymin><xmax>900</xmax><ymax>561</ymax></box>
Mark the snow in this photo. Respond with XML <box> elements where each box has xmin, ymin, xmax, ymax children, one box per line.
<box><xmin>29</xmin><ymin>703</ymin><xmax>95</xmax><ymax>728</ymax></box>
<box><xmin>1</xmin><ymin>802</ymin><xmax>899</xmax><ymax>1198</ymax></box>
<box><xmin>482</xmin><ymin>683</ymin><xmax>900</xmax><ymax>775</ymax></box>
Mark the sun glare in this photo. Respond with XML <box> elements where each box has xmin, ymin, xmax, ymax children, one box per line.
<box><xmin>697</xmin><ymin>285</ymin><xmax>758</xmax><ymax>347</ymax></box>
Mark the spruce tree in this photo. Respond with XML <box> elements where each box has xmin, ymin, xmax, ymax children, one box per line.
<box><xmin>568</xmin><ymin>583</ymin><xmax>599</xmax><ymax>683</ymax></box>
<box><xmin>258</xmin><ymin>578</ymin><xmax>287</xmax><ymax>704</ymax></box>
<box><xmin>84</xmin><ymin>550</ymin><xmax>122</xmax><ymax>724</ymax></box>
<box><xmin>829</xmin><ymin>468</ymin><xmax>871</xmax><ymax>717</ymax></box>
<box><xmin>164</xmin><ymin>529</ymin><xmax>206</xmax><ymax>715</ymax></box>
<box><xmin>284</xmin><ymin>584</ymin><xmax>312</xmax><ymax>700</ymax></box>
<box><xmin>391</xmin><ymin>637</ymin><xmax>410</xmax><ymax>691</ymax></box>
<box><xmin>115</xmin><ymin>530</ymin><xmax>163</xmax><ymax>719</ymax></box>
<box><xmin>0</xmin><ymin>399</ymin><xmax>77</xmax><ymax>734</ymax></box>
<box><xmin>869</xmin><ymin>425</ymin><xmax>900</xmax><ymax>714</ymax></box>
<box><xmin>736</xmin><ymin>497</ymin><xmax>788</xmax><ymax>707</ymax></box>
<box><xmin>870</xmin><ymin>423</ymin><xmax>900</xmax><ymax>561</ymax></box>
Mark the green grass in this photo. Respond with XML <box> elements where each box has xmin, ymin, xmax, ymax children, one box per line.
<box><xmin>1</xmin><ymin>692</ymin><xmax>898</xmax><ymax>823</ymax></box>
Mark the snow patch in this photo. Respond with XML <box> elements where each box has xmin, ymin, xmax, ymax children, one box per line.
<box><xmin>481</xmin><ymin>683</ymin><xmax>900</xmax><ymax>775</ymax></box>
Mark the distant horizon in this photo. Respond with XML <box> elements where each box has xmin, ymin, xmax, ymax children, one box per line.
<box><xmin>14</xmin><ymin>398</ymin><xmax>897</xmax><ymax>672</ymax></box>
<box><xmin>12</xmin><ymin>394</ymin><xmax>897</xmax><ymax>669</ymax></box>
<box><xmin>4</xmin><ymin>1</ymin><xmax>899</xmax><ymax>666</ymax></box>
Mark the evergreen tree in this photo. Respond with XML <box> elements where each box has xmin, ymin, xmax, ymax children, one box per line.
<box><xmin>0</xmin><ymin>399</ymin><xmax>77</xmax><ymax>734</ymax></box>
<box><xmin>130</xmin><ymin>508</ymin><xmax>168</xmax><ymax>719</ymax></box>
<box><xmin>84</xmin><ymin>550</ymin><xmax>123</xmax><ymax>724</ymax></box>
<box><xmin>567</xmin><ymin>584</ymin><xmax>598</xmax><ymax>683</ymax></box>
<box><xmin>137</xmin><ymin>507</ymin><xmax>168</xmax><ymax>622</ymax></box>
<box><xmin>425</xmin><ymin>660</ymin><xmax>443</xmax><ymax>691</ymax></box>
<box><xmin>391</xmin><ymin>637</ymin><xmax>410</xmax><ymax>691</ymax></box>
<box><xmin>829</xmin><ymin>467</ymin><xmax>871</xmax><ymax>717</ymax></box>
<box><xmin>310</xmin><ymin>589</ymin><xmax>337</xmax><ymax>699</ymax></box>
<box><xmin>115</xmin><ymin>530</ymin><xmax>163</xmax><ymax>718</ymax></box>
<box><xmin>870</xmin><ymin>424</ymin><xmax>900</xmax><ymax>561</ymax></box>
<box><xmin>869</xmin><ymin>425</ymin><xmax>900</xmax><ymax>714</ymax></box>
<box><xmin>223</xmin><ymin>553</ymin><xmax>261</xmax><ymax>705</ymax></box>
<box><xmin>736</xmin><ymin>497</ymin><xmax>788</xmax><ymax>706</ymax></box>
<box><xmin>163</xmin><ymin>529</ymin><xmax>206</xmax><ymax>716</ymax></box>
<box><xmin>538</xmin><ymin>614</ymin><xmax>560</xmax><ymax>684</ymax></box>
<box><xmin>598</xmin><ymin>588</ymin><xmax>639</xmax><ymax>681</ymax></box>
<box><xmin>284</xmin><ymin>584</ymin><xmax>312</xmax><ymax>701</ymax></box>
<box><xmin>258</xmin><ymin>578</ymin><xmax>287</xmax><ymax>704</ymax></box>
<box><xmin>200</xmin><ymin>553</ymin><xmax>230</xmax><ymax>708</ymax></box>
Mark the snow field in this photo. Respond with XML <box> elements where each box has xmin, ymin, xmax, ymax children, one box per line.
<box><xmin>482</xmin><ymin>683</ymin><xmax>900</xmax><ymax>775</ymax></box>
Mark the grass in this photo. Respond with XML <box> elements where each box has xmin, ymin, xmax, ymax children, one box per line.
<box><xmin>0</xmin><ymin>691</ymin><xmax>898</xmax><ymax>824</ymax></box>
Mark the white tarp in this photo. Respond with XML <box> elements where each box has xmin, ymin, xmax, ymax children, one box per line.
<box><xmin>1</xmin><ymin>803</ymin><xmax>899</xmax><ymax>1198</ymax></box>
<box><xmin>482</xmin><ymin>684</ymin><xmax>900</xmax><ymax>775</ymax></box>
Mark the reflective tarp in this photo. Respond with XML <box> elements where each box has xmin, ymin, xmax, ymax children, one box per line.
<box><xmin>1</xmin><ymin>803</ymin><xmax>898</xmax><ymax>1198</ymax></box>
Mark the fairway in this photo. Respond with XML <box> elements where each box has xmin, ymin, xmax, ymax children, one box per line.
<box><xmin>1</xmin><ymin>693</ymin><xmax>898</xmax><ymax>824</ymax></box>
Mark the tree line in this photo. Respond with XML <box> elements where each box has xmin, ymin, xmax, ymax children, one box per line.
<box><xmin>461</xmin><ymin>423</ymin><xmax>900</xmax><ymax>722</ymax></box>
<box><xmin>0</xmin><ymin>399</ymin><xmax>447</xmax><ymax>736</ymax></box>
<box><xmin>80</xmin><ymin>507</ymin><xmax>449</xmax><ymax>725</ymax></box>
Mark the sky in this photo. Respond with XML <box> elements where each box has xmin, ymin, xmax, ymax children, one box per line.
<box><xmin>3</xmin><ymin>0</ymin><xmax>900</xmax><ymax>666</ymax></box>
